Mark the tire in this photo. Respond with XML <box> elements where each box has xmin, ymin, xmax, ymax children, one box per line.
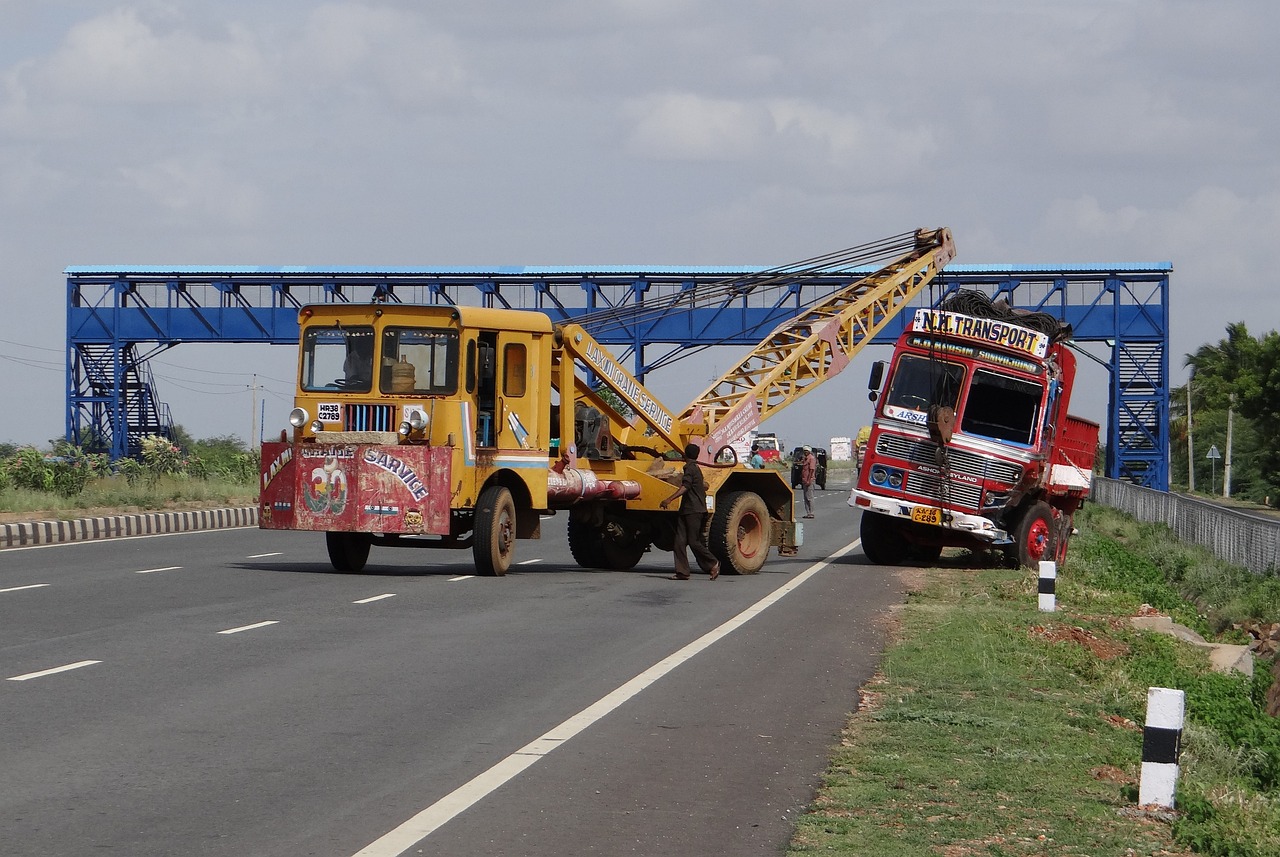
<box><xmin>473</xmin><ymin>485</ymin><xmax>516</xmax><ymax>576</ymax></box>
<box><xmin>1013</xmin><ymin>501</ymin><xmax>1057</xmax><ymax>569</ymax></box>
<box><xmin>859</xmin><ymin>512</ymin><xmax>908</xmax><ymax>565</ymax></box>
<box><xmin>326</xmin><ymin>531</ymin><xmax>372</xmax><ymax>573</ymax></box>
<box><xmin>709</xmin><ymin>491</ymin><xmax>772</xmax><ymax>575</ymax></box>
<box><xmin>567</xmin><ymin>518</ymin><xmax>606</xmax><ymax>569</ymax></box>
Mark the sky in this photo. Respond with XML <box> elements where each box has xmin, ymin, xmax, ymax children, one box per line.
<box><xmin>1</xmin><ymin>0</ymin><xmax>1276</xmax><ymax>451</ymax></box>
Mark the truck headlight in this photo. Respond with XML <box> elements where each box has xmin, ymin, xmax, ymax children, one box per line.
<box><xmin>289</xmin><ymin>407</ymin><xmax>309</xmax><ymax>428</ymax></box>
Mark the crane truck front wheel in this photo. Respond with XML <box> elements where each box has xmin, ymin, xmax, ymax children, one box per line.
<box><xmin>326</xmin><ymin>531</ymin><xmax>372</xmax><ymax>573</ymax></box>
<box><xmin>709</xmin><ymin>491</ymin><xmax>771</xmax><ymax>575</ymax></box>
<box><xmin>473</xmin><ymin>485</ymin><xmax>516</xmax><ymax>576</ymax></box>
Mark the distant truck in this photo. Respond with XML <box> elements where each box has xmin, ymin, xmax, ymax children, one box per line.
<box><xmin>753</xmin><ymin>432</ymin><xmax>783</xmax><ymax>463</ymax></box>
<box><xmin>849</xmin><ymin>290</ymin><xmax>1099</xmax><ymax>568</ymax></box>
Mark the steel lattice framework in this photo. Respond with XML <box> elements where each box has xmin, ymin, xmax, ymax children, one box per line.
<box><xmin>65</xmin><ymin>260</ymin><xmax>1171</xmax><ymax>487</ymax></box>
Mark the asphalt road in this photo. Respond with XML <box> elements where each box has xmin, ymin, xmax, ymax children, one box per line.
<box><xmin>0</xmin><ymin>478</ymin><xmax>899</xmax><ymax>856</ymax></box>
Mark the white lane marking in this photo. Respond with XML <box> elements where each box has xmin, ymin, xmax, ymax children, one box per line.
<box><xmin>248</xmin><ymin>552</ymin><xmax>283</xmax><ymax>558</ymax></box>
<box><xmin>517</xmin><ymin>558</ymin><xmax>541</xmax><ymax>565</ymax></box>
<box><xmin>352</xmin><ymin>539</ymin><xmax>862</xmax><ymax>857</ymax></box>
<box><xmin>354</xmin><ymin>594</ymin><xmax>396</xmax><ymax>604</ymax></box>
<box><xmin>0</xmin><ymin>583</ymin><xmax>51</xmax><ymax>594</ymax></box>
<box><xmin>217</xmin><ymin>620</ymin><xmax>280</xmax><ymax>635</ymax></box>
<box><xmin>135</xmin><ymin>565</ymin><xmax>182</xmax><ymax>574</ymax></box>
<box><xmin>8</xmin><ymin>660</ymin><xmax>102</xmax><ymax>681</ymax></box>
<box><xmin>448</xmin><ymin>575</ymin><xmax>474</xmax><ymax>582</ymax></box>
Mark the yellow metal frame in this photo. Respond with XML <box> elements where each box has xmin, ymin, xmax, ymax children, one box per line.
<box><xmin>684</xmin><ymin>228</ymin><xmax>955</xmax><ymax>452</ymax></box>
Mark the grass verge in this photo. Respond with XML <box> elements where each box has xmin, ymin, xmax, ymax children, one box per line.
<box><xmin>790</xmin><ymin>504</ymin><xmax>1280</xmax><ymax>856</ymax></box>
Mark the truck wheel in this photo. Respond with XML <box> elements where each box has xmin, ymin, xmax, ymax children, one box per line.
<box><xmin>473</xmin><ymin>485</ymin><xmax>516</xmax><ymax>576</ymax></box>
<box><xmin>859</xmin><ymin>512</ymin><xmax>907</xmax><ymax>565</ymax></box>
<box><xmin>567</xmin><ymin>518</ymin><xmax>606</xmax><ymax>569</ymax></box>
<box><xmin>710</xmin><ymin>491</ymin><xmax>771</xmax><ymax>575</ymax></box>
<box><xmin>1014</xmin><ymin>501</ymin><xmax>1056</xmax><ymax>569</ymax></box>
<box><xmin>326</xmin><ymin>531</ymin><xmax>372</xmax><ymax>573</ymax></box>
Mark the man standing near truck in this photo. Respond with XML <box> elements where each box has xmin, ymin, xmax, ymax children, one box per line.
<box><xmin>800</xmin><ymin>445</ymin><xmax>818</xmax><ymax>518</ymax></box>
<box><xmin>660</xmin><ymin>444</ymin><xmax>721</xmax><ymax>580</ymax></box>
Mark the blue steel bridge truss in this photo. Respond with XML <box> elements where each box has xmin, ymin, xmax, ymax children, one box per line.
<box><xmin>65</xmin><ymin>261</ymin><xmax>1172</xmax><ymax>488</ymax></box>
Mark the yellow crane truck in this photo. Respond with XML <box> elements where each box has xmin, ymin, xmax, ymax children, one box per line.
<box><xmin>258</xmin><ymin>228</ymin><xmax>955</xmax><ymax>574</ymax></box>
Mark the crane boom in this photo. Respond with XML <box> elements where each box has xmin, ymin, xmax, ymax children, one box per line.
<box><xmin>683</xmin><ymin>227</ymin><xmax>955</xmax><ymax>455</ymax></box>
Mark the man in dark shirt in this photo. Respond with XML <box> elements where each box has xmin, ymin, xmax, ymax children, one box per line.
<box><xmin>659</xmin><ymin>443</ymin><xmax>721</xmax><ymax>580</ymax></box>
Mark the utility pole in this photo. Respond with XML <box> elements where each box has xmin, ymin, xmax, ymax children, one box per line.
<box><xmin>1186</xmin><ymin>371</ymin><xmax>1195</xmax><ymax>492</ymax></box>
<box><xmin>1224</xmin><ymin>393</ymin><xmax>1234</xmax><ymax>498</ymax></box>
<box><xmin>250</xmin><ymin>374</ymin><xmax>259</xmax><ymax>451</ymax></box>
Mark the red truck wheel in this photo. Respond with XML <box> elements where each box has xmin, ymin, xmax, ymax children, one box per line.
<box><xmin>1013</xmin><ymin>501</ymin><xmax>1056</xmax><ymax>569</ymax></box>
<box><xmin>859</xmin><ymin>512</ymin><xmax>907</xmax><ymax>565</ymax></box>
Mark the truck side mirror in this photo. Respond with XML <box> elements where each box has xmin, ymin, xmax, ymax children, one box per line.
<box><xmin>867</xmin><ymin>361</ymin><xmax>884</xmax><ymax>401</ymax></box>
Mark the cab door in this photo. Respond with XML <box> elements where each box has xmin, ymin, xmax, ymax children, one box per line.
<box><xmin>493</xmin><ymin>334</ymin><xmax>539</xmax><ymax>450</ymax></box>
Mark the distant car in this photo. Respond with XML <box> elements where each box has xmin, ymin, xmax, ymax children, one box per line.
<box><xmin>790</xmin><ymin>446</ymin><xmax>827</xmax><ymax>490</ymax></box>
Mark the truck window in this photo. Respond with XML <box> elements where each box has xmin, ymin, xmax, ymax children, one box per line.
<box><xmin>379</xmin><ymin>327</ymin><xmax>459</xmax><ymax>395</ymax></box>
<box><xmin>301</xmin><ymin>326</ymin><xmax>375</xmax><ymax>392</ymax></box>
<box><xmin>503</xmin><ymin>343</ymin><xmax>527</xmax><ymax>396</ymax></box>
<box><xmin>882</xmin><ymin>354</ymin><xmax>963</xmax><ymax>424</ymax></box>
<box><xmin>960</xmin><ymin>368</ymin><xmax>1041</xmax><ymax>446</ymax></box>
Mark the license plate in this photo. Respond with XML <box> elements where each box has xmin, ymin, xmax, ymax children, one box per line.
<box><xmin>911</xmin><ymin>506</ymin><xmax>941</xmax><ymax>526</ymax></box>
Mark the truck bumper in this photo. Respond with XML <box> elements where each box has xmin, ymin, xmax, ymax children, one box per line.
<box><xmin>848</xmin><ymin>489</ymin><xmax>1008</xmax><ymax>545</ymax></box>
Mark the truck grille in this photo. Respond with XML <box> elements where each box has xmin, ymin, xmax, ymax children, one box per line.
<box><xmin>344</xmin><ymin>404</ymin><xmax>396</xmax><ymax>432</ymax></box>
<box><xmin>904</xmin><ymin>472</ymin><xmax>983</xmax><ymax>508</ymax></box>
<box><xmin>876</xmin><ymin>434</ymin><xmax>1023</xmax><ymax>485</ymax></box>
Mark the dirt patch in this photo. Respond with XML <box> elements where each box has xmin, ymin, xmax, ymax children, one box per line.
<box><xmin>1029</xmin><ymin>623</ymin><xmax>1131</xmax><ymax>660</ymax></box>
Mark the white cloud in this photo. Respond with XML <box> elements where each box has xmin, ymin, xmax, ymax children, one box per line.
<box><xmin>117</xmin><ymin>155</ymin><xmax>266</xmax><ymax>228</ymax></box>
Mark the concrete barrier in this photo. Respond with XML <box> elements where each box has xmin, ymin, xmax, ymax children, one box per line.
<box><xmin>0</xmin><ymin>506</ymin><xmax>258</xmax><ymax>549</ymax></box>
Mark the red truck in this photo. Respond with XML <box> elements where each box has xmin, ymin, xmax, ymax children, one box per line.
<box><xmin>849</xmin><ymin>290</ymin><xmax>1099</xmax><ymax>568</ymax></box>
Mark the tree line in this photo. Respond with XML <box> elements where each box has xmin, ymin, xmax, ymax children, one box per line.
<box><xmin>1170</xmin><ymin>322</ymin><xmax>1280</xmax><ymax>504</ymax></box>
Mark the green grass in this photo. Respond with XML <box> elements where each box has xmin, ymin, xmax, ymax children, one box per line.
<box><xmin>790</xmin><ymin>504</ymin><xmax>1280</xmax><ymax>856</ymax></box>
<box><xmin>0</xmin><ymin>475</ymin><xmax>256</xmax><ymax>519</ymax></box>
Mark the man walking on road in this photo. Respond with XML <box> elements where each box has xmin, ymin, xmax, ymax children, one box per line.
<box><xmin>800</xmin><ymin>445</ymin><xmax>817</xmax><ymax>519</ymax></box>
<box><xmin>660</xmin><ymin>443</ymin><xmax>721</xmax><ymax>580</ymax></box>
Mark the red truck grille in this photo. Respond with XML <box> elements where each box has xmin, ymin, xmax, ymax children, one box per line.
<box><xmin>876</xmin><ymin>434</ymin><xmax>1022</xmax><ymax>484</ymax></box>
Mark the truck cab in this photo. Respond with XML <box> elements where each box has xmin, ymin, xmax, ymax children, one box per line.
<box><xmin>850</xmin><ymin>298</ymin><xmax>1098</xmax><ymax>568</ymax></box>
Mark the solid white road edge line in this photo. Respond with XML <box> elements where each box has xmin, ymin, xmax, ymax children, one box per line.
<box><xmin>0</xmin><ymin>583</ymin><xmax>51</xmax><ymax>594</ymax></box>
<box><xmin>447</xmin><ymin>575</ymin><xmax>474</xmax><ymax>582</ymax></box>
<box><xmin>8</xmin><ymin>660</ymin><xmax>102</xmax><ymax>681</ymax></box>
<box><xmin>135</xmin><ymin>566</ymin><xmax>182</xmax><ymax>574</ymax></box>
<box><xmin>351</xmin><ymin>538</ymin><xmax>863</xmax><ymax>857</ymax></box>
<box><xmin>217</xmin><ymin>620</ymin><xmax>280</xmax><ymax>635</ymax></box>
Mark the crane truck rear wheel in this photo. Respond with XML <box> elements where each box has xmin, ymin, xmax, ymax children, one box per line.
<box><xmin>473</xmin><ymin>485</ymin><xmax>516</xmax><ymax>576</ymax></box>
<box><xmin>326</xmin><ymin>531</ymin><xmax>372</xmax><ymax>573</ymax></box>
<box><xmin>568</xmin><ymin>517</ymin><xmax>648</xmax><ymax>570</ymax></box>
<box><xmin>567</xmin><ymin>519</ymin><xmax>606</xmax><ymax>569</ymax></box>
<box><xmin>710</xmin><ymin>491</ymin><xmax>771</xmax><ymax>575</ymax></box>
<box><xmin>1012</xmin><ymin>501</ymin><xmax>1057</xmax><ymax>569</ymax></box>
<box><xmin>859</xmin><ymin>512</ymin><xmax>907</xmax><ymax>565</ymax></box>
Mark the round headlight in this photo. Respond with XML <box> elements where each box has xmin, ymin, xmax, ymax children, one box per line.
<box><xmin>408</xmin><ymin>410</ymin><xmax>427</xmax><ymax>431</ymax></box>
<box><xmin>398</xmin><ymin>420</ymin><xmax>412</xmax><ymax>437</ymax></box>
<box><xmin>310</xmin><ymin>420</ymin><xmax>324</xmax><ymax>433</ymax></box>
<box><xmin>289</xmin><ymin>407</ymin><xmax>309</xmax><ymax>428</ymax></box>
<box><xmin>888</xmin><ymin>471</ymin><xmax>903</xmax><ymax>489</ymax></box>
<box><xmin>870</xmin><ymin>466</ymin><xmax>888</xmax><ymax>485</ymax></box>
